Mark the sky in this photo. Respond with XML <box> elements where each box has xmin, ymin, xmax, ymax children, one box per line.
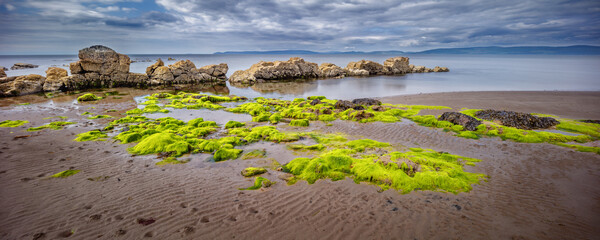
<box><xmin>0</xmin><ymin>0</ymin><xmax>599</xmax><ymax>54</ymax></box>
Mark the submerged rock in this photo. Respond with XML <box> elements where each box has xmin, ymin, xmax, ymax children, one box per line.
<box><xmin>0</xmin><ymin>74</ymin><xmax>45</xmax><ymax>97</ymax></box>
<box><xmin>474</xmin><ymin>109</ymin><xmax>559</xmax><ymax>130</ymax></box>
<box><xmin>438</xmin><ymin>112</ymin><xmax>482</xmax><ymax>131</ymax></box>
<box><xmin>229</xmin><ymin>57</ymin><xmax>319</xmax><ymax>84</ymax></box>
<box><xmin>10</xmin><ymin>63</ymin><xmax>39</xmax><ymax>70</ymax></box>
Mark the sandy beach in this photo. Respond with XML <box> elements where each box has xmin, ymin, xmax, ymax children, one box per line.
<box><xmin>0</xmin><ymin>90</ymin><xmax>599</xmax><ymax>240</ymax></box>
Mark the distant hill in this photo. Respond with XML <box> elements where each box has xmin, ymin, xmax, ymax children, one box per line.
<box><xmin>413</xmin><ymin>45</ymin><xmax>600</xmax><ymax>55</ymax></box>
<box><xmin>214</xmin><ymin>45</ymin><xmax>600</xmax><ymax>55</ymax></box>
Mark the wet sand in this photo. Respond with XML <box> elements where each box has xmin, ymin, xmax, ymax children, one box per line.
<box><xmin>0</xmin><ymin>90</ymin><xmax>599</xmax><ymax>240</ymax></box>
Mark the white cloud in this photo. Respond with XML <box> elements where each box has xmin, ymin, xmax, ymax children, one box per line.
<box><xmin>5</xmin><ymin>3</ymin><xmax>15</xmax><ymax>11</ymax></box>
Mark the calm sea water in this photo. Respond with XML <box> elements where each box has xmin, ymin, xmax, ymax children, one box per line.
<box><xmin>1</xmin><ymin>54</ymin><xmax>599</xmax><ymax>99</ymax></box>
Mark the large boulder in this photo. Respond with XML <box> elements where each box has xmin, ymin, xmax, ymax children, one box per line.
<box><xmin>0</xmin><ymin>74</ymin><xmax>45</xmax><ymax>97</ymax></box>
<box><xmin>438</xmin><ymin>112</ymin><xmax>482</xmax><ymax>131</ymax></box>
<box><xmin>43</xmin><ymin>67</ymin><xmax>69</xmax><ymax>91</ymax></box>
<box><xmin>11</xmin><ymin>63</ymin><xmax>39</xmax><ymax>70</ymax></box>
<box><xmin>198</xmin><ymin>63</ymin><xmax>228</xmax><ymax>80</ymax></box>
<box><xmin>229</xmin><ymin>57</ymin><xmax>319</xmax><ymax>84</ymax></box>
<box><xmin>319</xmin><ymin>63</ymin><xmax>345</xmax><ymax>78</ymax></box>
<box><xmin>0</xmin><ymin>67</ymin><xmax>6</xmax><ymax>78</ymax></box>
<box><xmin>149</xmin><ymin>66</ymin><xmax>174</xmax><ymax>83</ymax></box>
<box><xmin>146</xmin><ymin>58</ymin><xmax>164</xmax><ymax>75</ymax></box>
<box><xmin>70</xmin><ymin>45</ymin><xmax>130</xmax><ymax>75</ymax></box>
<box><xmin>345</xmin><ymin>60</ymin><xmax>385</xmax><ymax>76</ymax></box>
<box><xmin>474</xmin><ymin>110</ymin><xmax>559</xmax><ymax>130</ymax></box>
<box><xmin>383</xmin><ymin>57</ymin><xmax>411</xmax><ymax>74</ymax></box>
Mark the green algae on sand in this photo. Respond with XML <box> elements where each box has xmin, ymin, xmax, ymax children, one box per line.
<box><xmin>51</xmin><ymin>170</ymin><xmax>80</xmax><ymax>178</ymax></box>
<box><xmin>241</xmin><ymin>167</ymin><xmax>268</xmax><ymax>177</ymax></box>
<box><xmin>241</xmin><ymin>149</ymin><xmax>267</xmax><ymax>159</ymax></box>
<box><xmin>74</xmin><ymin>130</ymin><xmax>108</xmax><ymax>142</ymax></box>
<box><xmin>239</xmin><ymin>176</ymin><xmax>273</xmax><ymax>190</ymax></box>
<box><xmin>27</xmin><ymin>121</ymin><xmax>75</xmax><ymax>131</ymax></box>
<box><xmin>0</xmin><ymin>120</ymin><xmax>29</xmax><ymax>127</ymax></box>
<box><xmin>77</xmin><ymin>93</ymin><xmax>102</xmax><ymax>102</ymax></box>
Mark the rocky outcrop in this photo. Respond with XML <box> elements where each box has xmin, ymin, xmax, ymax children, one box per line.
<box><xmin>319</xmin><ymin>63</ymin><xmax>345</xmax><ymax>78</ymax></box>
<box><xmin>433</xmin><ymin>66</ymin><xmax>449</xmax><ymax>72</ymax></box>
<box><xmin>438</xmin><ymin>112</ymin><xmax>482</xmax><ymax>131</ymax></box>
<box><xmin>383</xmin><ymin>57</ymin><xmax>411</xmax><ymax>74</ymax></box>
<box><xmin>0</xmin><ymin>74</ymin><xmax>45</xmax><ymax>97</ymax></box>
<box><xmin>0</xmin><ymin>67</ymin><xmax>6</xmax><ymax>78</ymax></box>
<box><xmin>229</xmin><ymin>57</ymin><xmax>319</xmax><ymax>84</ymax></box>
<box><xmin>345</xmin><ymin>60</ymin><xmax>385</xmax><ymax>76</ymax></box>
<box><xmin>43</xmin><ymin>67</ymin><xmax>69</xmax><ymax>91</ymax></box>
<box><xmin>146</xmin><ymin>59</ymin><xmax>228</xmax><ymax>84</ymax></box>
<box><xmin>474</xmin><ymin>110</ymin><xmax>559</xmax><ymax>130</ymax></box>
<box><xmin>352</xmin><ymin>98</ymin><xmax>381</xmax><ymax>106</ymax></box>
<box><xmin>11</xmin><ymin>63</ymin><xmax>39</xmax><ymax>70</ymax></box>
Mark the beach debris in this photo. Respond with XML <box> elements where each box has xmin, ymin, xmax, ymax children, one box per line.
<box><xmin>0</xmin><ymin>120</ymin><xmax>29</xmax><ymax>127</ymax></box>
<box><xmin>10</xmin><ymin>63</ymin><xmax>39</xmax><ymax>70</ymax></box>
<box><xmin>137</xmin><ymin>218</ymin><xmax>156</xmax><ymax>226</ymax></box>
<box><xmin>474</xmin><ymin>109</ymin><xmax>559</xmax><ymax>130</ymax></box>
<box><xmin>438</xmin><ymin>112</ymin><xmax>482</xmax><ymax>131</ymax></box>
<box><xmin>241</xmin><ymin>167</ymin><xmax>267</xmax><ymax>177</ymax></box>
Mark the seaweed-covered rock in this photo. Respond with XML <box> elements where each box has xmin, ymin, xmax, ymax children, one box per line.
<box><xmin>352</xmin><ymin>98</ymin><xmax>381</xmax><ymax>106</ymax></box>
<box><xmin>309</xmin><ymin>98</ymin><xmax>321</xmax><ymax>106</ymax></box>
<box><xmin>43</xmin><ymin>67</ymin><xmax>68</xmax><ymax>91</ymax></box>
<box><xmin>241</xmin><ymin>167</ymin><xmax>267</xmax><ymax>177</ymax></box>
<box><xmin>334</xmin><ymin>100</ymin><xmax>356</xmax><ymax>110</ymax></box>
<box><xmin>474</xmin><ymin>109</ymin><xmax>559</xmax><ymax>130</ymax></box>
<box><xmin>318</xmin><ymin>63</ymin><xmax>345</xmax><ymax>78</ymax></box>
<box><xmin>383</xmin><ymin>57</ymin><xmax>411</xmax><ymax>74</ymax></box>
<box><xmin>229</xmin><ymin>57</ymin><xmax>319</xmax><ymax>84</ymax></box>
<box><xmin>0</xmin><ymin>74</ymin><xmax>45</xmax><ymax>97</ymax></box>
<box><xmin>438</xmin><ymin>112</ymin><xmax>482</xmax><ymax>131</ymax></box>
<box><xmin>352</xmin><ymin>110</ymin><xmax>375</xmax><ymax>121</ymax></box>
<box><xmin>345</xmin><ymin>60</ymin><xmax>384</xmax><ymax>76</ymax></box>
<box><xmin>11</xmin><ymin>63</ymin><xmax>39</xmax><ymax>70</ymax></box>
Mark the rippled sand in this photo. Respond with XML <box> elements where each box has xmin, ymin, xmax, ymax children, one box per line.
<box><xmin>0</xmin><ymin>90</ymin><xmax>599</xmax><ymax>239</ymax></box>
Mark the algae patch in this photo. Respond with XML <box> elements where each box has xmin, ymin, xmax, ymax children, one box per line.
<box><xmin>0</xmin><ymin>120</ymin><xmax>29</xmax><ymax>127</ymax></box>
<box><xmin>27</xmin><ymin>121</ymin><xmax>75</xmax><ymax>131</ymax></box>
<box><xmin>51</xmin><ymin>170</ymin><xmax>80</xmax><ymax>178</ymax></box>
<box><xmin>241</xmin><ymin>167</ymin><xmax>268</xmax><ymax>177</ymax></box>
<box><xmin>240</xmin><ymin>177</ymin><xmax>273</xmax><ymax>190</ymax></box>
<box><xmin>74</xmin><ymin>130</ymin><xmax>108</xmax><ymax>142</ymax></box>
<box><xmin>77</xmin><ymin>93</ymin><xmax>102</xmax><ymax>102</ymax></box>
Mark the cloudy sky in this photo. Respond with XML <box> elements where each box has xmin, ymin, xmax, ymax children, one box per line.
<box><xmin>0</xmin><ymin>0</ymin><xmax>599</xmax><ymax>54</ymax></box>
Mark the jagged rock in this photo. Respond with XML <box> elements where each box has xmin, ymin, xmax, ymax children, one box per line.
<box><xmin>150</xmin><ymin>66</ymin><xmax>174</xmax><ymax>83</ymax></box>
<box><xmin>146</xmin><ymin>58</ymin><xmax>164</xmax><ymax>75</ymax></box>
<box><xmin>71</xmin><ymin>45</ymin><xmax>130</xmax><ymax>76</ymax></box>
<box><xmin>383</xmin><ymin>57</ymin><xmax>411</xmax><ymax>74</ymax></box>
<box><xmin>0</xmin><ymin>76</ymin><xmax>17</xmax><ymax>84</ymax></box>
<box><xmin>198</xmin><ymin>63</ymin><xmax>228</xmax><ymax>80</ymax></box>
<box><xmin>319</xmin><ymin>63</ymin><xmax>345</xmax><ymax>78</ymax></box>
<box><xmin>438</xmin><ymin>112</ymin><xmax>482</xmax><ymax>131</ymax></box>
<box><xmin>229</xmin><ymin>57</ymin><xmax>319</xmax><ymax>84</ymax></box>
<box><xmin>43</xmin><ymin>67</ymin><xmax>68</xmax><ymax>91</ymax></box>
<box><xmin>345</xmin><ymin>60</ymin><xmax>384</xmax><ymax>76</ymax></box>
<box><xmin>352</xmin><ymin>98</ymin><xmax>381</xmax><ymax>106</ymax></box>
<box><xmin>474</xmin><ymin>110</ymin><xmax>559</xmax><ymax>130</ymax></box>
<box><xmin>0</xmin><ymin>67</ymin><xmax>6</xmax><ymax>78</ymax></box>
<box><xmin>10</xmin><ymin>63</ymin><xmax>39</xmax><ymax>70</ymax></box>
<box><xmin>169</xmin><ymin>60</ymin><xmax>196</xmax><ymax>78</ymax></box>
<box><xmin>433</xmin><ymin>66</ymin><xmax>449</xmax><ymax>72</ymax></box>
<box><xmin>0</xmin><ymin>74</ymin><xmax>45</xmax><ymax>97</ymax></box>
<box><xmin>410</xmin><ymin>65</ymin><xmax>427</xmax><ymax>73</ymax></box>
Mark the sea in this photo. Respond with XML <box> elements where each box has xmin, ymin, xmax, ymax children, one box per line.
<box><xmin>1</xmin><ymin>54</ymin><xmax>599</xmax><ymax>100</ymax></box>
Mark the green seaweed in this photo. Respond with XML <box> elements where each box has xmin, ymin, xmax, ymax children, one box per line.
<box><xmin>156</xmin><ymin>157</ymin><xmax>190</xmax><ymax>165</ymax></box>
<box><xmin>225</xmin><ymin>121</ymin><xmax>245</xmax><ymax>129</ymax></box>
<box><xmin>290</xmin><ymin>119</ymin><xmax>310</xmax><ymax>127</ymax></box>
<box><xmin>241</xmin><ymin>167</ymin><xmax>267</xmax><ymax>177</ymax></box>
<box><xmin>287</xmin><ymin>144</ymin><xmax>326</xmax><ymax>151</ymax></box>
<box><xmin>74</xmin><ymin>130</ymin><xmax>108</xmax><ymax>141</ymax></box>
<box><xmin>43</xmin><ymin>116</ymin><xmax>68</xmax><ymax>120</ymax></box>
<box><xmin>77</xmin><ymin>93</ymin><xmax>102</xmax><ymax>101</ymax></box>
<box><xmin>345</xmin><ymin>139</ymin><xmax>390</xmax><ymax>152</ymax></box>
<box><xmin>239</xmin><ymin>176</ymin><xmax>273</xmax><ymax>190</ymax></box>
<box><xmin>554</xmin><ymin>143</ymin><xmax>600</xmax><ymax>154</ymax></box>
<box><xmin>87</xmin><ymin>115</ymin><xmax>113</xmax><ymax>119</ymax></box>
<box><xmin>51</xmin><ymin>170</ymin><xmax>80</xmax><ymax>178</ymax></box>
<box><xmin>214</xmin><ymin>147</ymin><xmax>243</xmax><ymax>162</ymax></box>
<box><xmin>241</xmin><ymin>149</ymin><xmax>267</xmax><ymax>159</ymax></box>
<box><xmin>128</xmin><ymin>132</ymin><xmax>190</xmax><ymax>156</ymax></box>
<box><xmin>0</xmin><ymin>120</ymin><xmax>29</xmax><ymax>127</ymax></box>
<box><xmin>27</xmin><ymin>121</ymin><xmax>75</xmax><ymax>131</ymax></box>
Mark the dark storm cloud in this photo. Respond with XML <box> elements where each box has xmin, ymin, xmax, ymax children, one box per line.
<box><xmin>0</xmin><ymin>0</ymin><xmax>599</xmax><ymax>54</ymax></box>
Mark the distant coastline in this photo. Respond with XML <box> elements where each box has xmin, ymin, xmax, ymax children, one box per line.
<box><xmin>214</xmin><ymin>45</ymin><xmax>600</xmax><ymax>55</ymax></box>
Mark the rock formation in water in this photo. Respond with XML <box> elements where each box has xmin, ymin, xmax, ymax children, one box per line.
<box><xmin>229</xmin><ymin>56</ymin><xmax>449</xmax><ymax>84</ymax></box>
<box><xmin>229</xmin><ymin>57</ymin><xmax>320</xmax><ymax>84</ymax></box>
<box><xmin>10</xmin><ymin>63</ymin><xmax>39</xmax><ymax>70</ymax></box>
<box><xmin>146</xmin><ymin>59</ymin><xmax>228</xmax><ymax>84</ymax></box>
